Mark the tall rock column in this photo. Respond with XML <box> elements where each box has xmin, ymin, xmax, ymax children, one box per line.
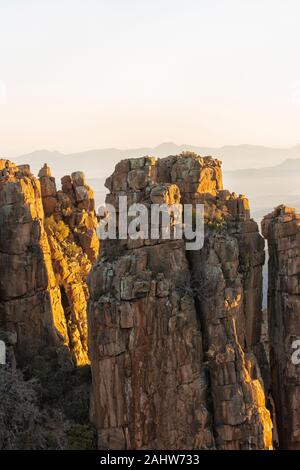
<box><xmin>188</xmin><ymin>225</ymin><xmax>270</xmax><ymax>449</ymax></box>
<box><xmin>89</xmin><ymin>157</ymin><xmax>215</xmax><ymax>449</ymax></box>
<box><xmin>262</xmin><ymin>205</ymin><xmax>300</xmax><ymax>449</ymax></box>
<box><xmin>38</xmin><ymin>164</ymin><xmax>99</xmax><ymax>365</ymax></box>
<box><xmin>88</xmin><ymin>153</ymin><xmax>272</xmax><ymax>450</ymax></box>
<box><xmin>0</xmin><ymin>160</ymin><xmax>99</xmax><ymax>367</ymax></box>
<box><xmin>0</xmin><ymin>160</ymin><xmax>68</xmax><ymax>362</ymax></box>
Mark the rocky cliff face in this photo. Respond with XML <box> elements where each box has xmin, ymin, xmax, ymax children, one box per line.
<box><xmin>3</xmin><ymin>155</ymin><xmax>287</xmax><ymax>450</ymax></box>
<box><xmin>39</xmin><ymin>164</ymin><xmax>99</xmax><ymax>365</ymax></box>
<box><xmin>0</xmin><ymin>159</ymin><xmax>99</xmax><ymax>367</ymax></box>
<box><xmin>88</xmin><ymin>153</ymin><xmax>272</xmax><ymax>450</ymax></box>
<box><xmin>262</xmin><ymin>205</ymin><xmax>300</xmax><ymax>449</ymax></box>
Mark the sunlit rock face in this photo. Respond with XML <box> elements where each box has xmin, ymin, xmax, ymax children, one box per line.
<box><xmin>88</xmin><ymin>153</ymin><xmax>272</xmax><ymax>450</ymax></box>
<box><xmin>0</xmin><ymin>160</ymin><xmax>99</xmax><ymax>367</ymax></box>
<box><xmin>39</xmin><ymin>164</ymin><xmax>99</xmax><ymax>365</ymax></box>
<box><xmin>262</xmin><ymin>205</ymin><xmax>300</xmax><ymax>449</ymax></box>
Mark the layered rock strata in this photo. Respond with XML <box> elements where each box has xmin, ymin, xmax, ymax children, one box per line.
<box><xmin>0</xmin><ymin>160</ymin><xmax>99</xmax><ymax>366</ymax></box>
<box><xmin>262</xmin><ymin>205</ymin><xmax>300</xmax><ymax>449</ymax></box>
<box><xmin>88</xmin><ymin>153</ymin><xmax>272</xmax><ymax>449</ymax></box>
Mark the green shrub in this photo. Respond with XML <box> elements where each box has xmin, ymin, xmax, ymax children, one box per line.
<box><xmin>67</xmin><ymin>424</ymin><xmax>96</xmax><ymax>450</ymax></box>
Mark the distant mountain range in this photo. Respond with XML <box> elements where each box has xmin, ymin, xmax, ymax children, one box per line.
<box><xmin>12</xmin><ymin>142</ymin><xmax>300</xmax><ymax>220</ymax></box>
<box><xmin>224</xmin><ymin>158</ymin><xmax>300</xmax><ymax>220</ymax></box>
<box><xmin>13</xmin><ymin>142</ymin><xmax>300</xmax><ymax>179</ymax></box>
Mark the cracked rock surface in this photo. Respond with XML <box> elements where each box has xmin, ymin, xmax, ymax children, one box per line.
<box><xmin>0</xmin><ymin>159</ymin><xmax>99</xmax><ymax>366</ymax></box>
<box><xmin>88</xmin><ymin>153</ymin><xmax>272</xmax><ymax>449</ymax></box>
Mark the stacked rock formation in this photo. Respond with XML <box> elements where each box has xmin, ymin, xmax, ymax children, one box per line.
<box><xmin>0</xmin><ymin>159</ymin><xmax>99</xmax><ymax>366</ymax></box>
<box><xmin>39</xmin><ymin>164</ymin><xmax>99</xmax><ymax>364</ymax></box>
<box><xmin>88</xmin><ymin>153</ymin><xmax>272</xmax><ymax>450</ymax></box>
<box><xmin>262</xmin><ymin>205</ymin><xmax>300</xmax><ymax>449</ymax></box>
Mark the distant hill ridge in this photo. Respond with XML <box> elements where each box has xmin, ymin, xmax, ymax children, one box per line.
<box><xmin>12</xmin><ymin>142</ymin><xmax>300</xmax><ymax>179</ymax></box>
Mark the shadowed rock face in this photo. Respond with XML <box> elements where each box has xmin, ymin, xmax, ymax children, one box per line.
<box><xmin>88</xmin><ymin>153</ymin><xmax>272</xmax><ymax>450</ymax></box>
<box><xmin>0</xmin><ymin>160</ymin><xmax>99</xmax><ymax>366</ymax></box>
<box><xmin>262</xmin><ymin>206</ymin><xmax>300</xmax><ymax>449</ymax></box>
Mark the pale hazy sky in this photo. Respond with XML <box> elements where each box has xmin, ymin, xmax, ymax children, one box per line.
<box><xmin>1</xmin><ymin>0</ymin><xmax>300</xmax><ymax>157</ymax></box>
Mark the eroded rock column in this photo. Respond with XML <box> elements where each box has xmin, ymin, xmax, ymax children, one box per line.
<box><xmin>0</xmin><ymin>160</ymin><xmax>99</xmax><ymax>367</ymax></box>
<box><xmin>88</xmin><ymin>153</ymin><xmax>272</xmax><ymax>449</ymax></box>
<box><xmin>0</xmin><ymin>160</ymin><xmax>68</xmax><ymax>362</ymax></box>
<box><xmin>39</xmin><ymin>164</ymin><xmax>99</xmax><ymax>365</ymax></box>
<box><xmin>262</xmin><ymin>205</ymin><xmax>300</xmax><ymax>449</ymax></box>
